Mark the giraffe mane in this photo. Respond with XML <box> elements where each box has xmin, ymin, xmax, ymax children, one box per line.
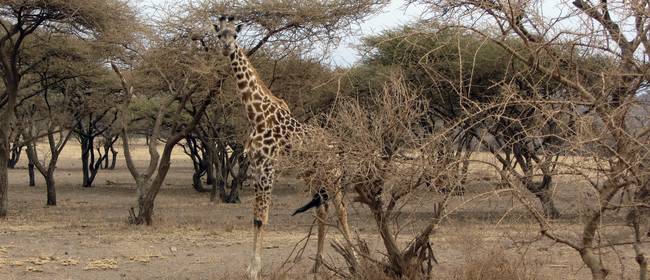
<box><xmin>246</xmin><ymin>59</ymin><xmax>291</xmax><ymax>112</ymax></box>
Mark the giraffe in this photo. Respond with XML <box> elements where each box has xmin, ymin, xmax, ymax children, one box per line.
<box><xmin>212</xmin><ymin>16</ymin><xmax>355</xmax><ymax>279</ymax></box>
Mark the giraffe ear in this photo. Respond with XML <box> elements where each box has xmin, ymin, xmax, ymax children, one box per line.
<box><xmin>235</xmin><ymin>24</ymin><xmax>242</xmax><ymax>33</ymax></box>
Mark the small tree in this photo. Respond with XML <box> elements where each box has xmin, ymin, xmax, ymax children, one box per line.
<box><xmin>25</xmin><ymin>98</ymin><xmax>75</xmax><ymax>205</ymax></box>
<box><xmin>111</xmin><ymin>31</ymin><xmax>218</xmax><ymax>223</ymax></box>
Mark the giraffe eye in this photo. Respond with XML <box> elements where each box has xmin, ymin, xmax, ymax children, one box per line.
<box><xmin>217</xmin><ymin>34</ymin><xmax>221</xmax><ymax>38</ymax></box>
<box><xmin>233</xmin><ymin>35</ymin><xmax>237</xmax><ymax>39</ymax></box>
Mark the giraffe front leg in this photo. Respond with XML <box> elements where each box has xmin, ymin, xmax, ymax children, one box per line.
<box><xmin>313</xmin><ymin>204</ymin><xmax>328</xmax><ymax>273</ymax></box>
<box><xmin>247</xmin><ymin>186</ymin><xmax>269</xmax><ymax>280</ymax></box>
<box><xmin>247</xmin><ymin>162</ymin><xmax>274</xmax><ymax>280</ymax></box>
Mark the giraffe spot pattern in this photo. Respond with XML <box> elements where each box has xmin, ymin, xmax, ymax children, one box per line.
<box><xmin>224</xmin><ymin>43</ymin><xmax>328</xmax><ymax>230</ymax></box>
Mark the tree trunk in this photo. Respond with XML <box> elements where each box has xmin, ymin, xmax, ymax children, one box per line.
<box><xmin>80</xmin><ymin>136</ymin><xmax>105</xmax><ymax>187</ymax></box>
<box><xmin>192</xmin><ymin>171</ymin><xmax>210</xmax><ymax>193</ymax></box>
<box><xmin>109</xmin><ymin>148</ymin><xmax>118</xmax><ymax>170</ymax></box>
<box><xmin>7</xmin><ymin>143</ymin><xmax>21</xmax><ymax>169</ymax></box>
<box><xmin>205</xmin><ymin>160</ymin><xmax>214</xmax><ymax>185</ymax></box>
<box><xmin>184</xmin><ymin>134</ymin><xmax>210</xmax><ymax>193</ymax></box>
<box><xmin>372</xmin><ymin>207</ymin><xmax>407</xmax><ymax>276</ymax></box>
<box><xmin>130</xmin><ymin>183</ymin><xmax>153</xmax><ymax>225</ymax></box>
<box><xmin>132</xmin><ymin>139</ymin><xmax>182</xmax><ymax>225</ymax></box>
<box><xmin>214</xmin><ymin>154</ymin><xmax>228</xmax><ymax>202</ymax></box>
<box><xmin>226</xmin><ymin>178</ymin><xmax>242</xmax><ymax>203</ymax></box>
<box><xmin>209</xmin><ymin>149</ymin><xmax>226</xmax><ymax>203</ymax></box>
<box><xmin>45</xmin><ymin>173</ymin><xmax>56</xmax><ymax>206</ymax></box>
<box><xmin>528</xmin><ymin>175</ymin><xmax>560</xmax><ymax>219</ymax></box>
<box><xmin>0</xmin><ymin>84</ymin><xmax>16</xmax><ymax>217</ymax></box>
<box><xmin>134</xmin><ymin>181</ymin><xmax>160</xmax><ymax>225</ymax></box>
<box><xmin>28</xmin><ymin>162</ymin><xmax>35</xmax><ymax>187</ymax></box>
<box><xmin>225</xmin><ymin>156</ymin><xmax>248</xmax><ymax>203</ymax></box>
<box><xmin>217</xmin><ymin>145</ymin><xmax>246</xmax><ymax>203</ymax></box>
<box><xmin>138</xmin><ymin>199</ymin><xmax>154</xmax><ymax>225</ymax></box>
<box><xmin>102</xmin><ymin>145</ymin><xmax>110</xmax><ymax>169</ymax></box>
<box><xmin>580</xmin><ymin>248</ymin><xmax>609</xmax><ymax>280</ymax></box>
<box><xmin>533</xmin><ymin>188</ymin><xmax>560</xmax><ymax>219</ymax></box>
<box><xmin>210</xmin><ymin>180</ymin><xmax>225</xmax><ymax>202</ymax></box>
<box><xmin>205</xmin><ymin>150</ymin><xmax>216</xmax><ymax>195</ymax></box>
<box><xmin>81</xmin><ymin>137</ymin><xmax>91</xmax><ymax>187</ymax></box>
<box><xmin>0</xmin><ymin>136</ymin><xmax>8</xmax><ymax>217</ymax></box>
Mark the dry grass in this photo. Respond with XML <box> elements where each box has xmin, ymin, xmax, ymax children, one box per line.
<box><xmin>0</xmin><ymin>143</ymin><xmax>647</xmax><ymax>279</ymax></box>
<box><xmin>453</xmin><ymin>250</ymin><xmax>541</xmax><ymax>280</ymax></box>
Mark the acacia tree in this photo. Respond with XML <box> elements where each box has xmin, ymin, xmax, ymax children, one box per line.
<box><xmin>74</xmin><ymin>102</ymin><xmax>118</xmax><ymax>188</ymax></box>
<box><xmin>22</xmin><ymin>35</ymin><xmax>83</xmax><ymax>204</ymax></box>
<box><xmin>0</xmin><ymin>0</ymin><xmax>136</xmax><ymax>217</ymax></box>
<box><xmin>355</xmin><ymin>26</ymin><xmax>576</xmax><ymax>217</ymax></box>
<box><xmin>417</xmin><ymin>1</ymin><xmax>650</xmax><ymax>279</ymax></box>
<box><xmin>25</xmin><ymin>95</ymin><xmax>74</xmax><ymax>206</ymax></box>
<box><xmin>110</xmin><ymin>20</ymin><xmax>222</xmax><ymax>224</ymax></box>
<box><xmin>112</xmin><ymin>62</ymin><xmax>214</xmax><ymax>225</ymax></box>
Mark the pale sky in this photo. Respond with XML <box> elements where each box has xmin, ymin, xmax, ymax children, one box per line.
<box><xmin>328</xmin><ymin>1</ymin><xmax>427</xmax><ymax>66</ymax></box>
<box><xmin>135</xmin><ymin>0</ymin><xmax>427</xmax><ymax>67</ymax></box>
<box><xmin>136</xmin><ymin>0</ymin><xmax>635</xmax><ymax>66</ymax></box>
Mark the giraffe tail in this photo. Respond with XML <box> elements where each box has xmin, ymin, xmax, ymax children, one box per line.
<box><xmin>292</xmin><ymin>187</ymin><xmax>328</xmax><ymax>216</ymax></box>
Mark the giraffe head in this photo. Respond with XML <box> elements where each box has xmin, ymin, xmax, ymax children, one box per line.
<box><xmin>213</xmin><ymin>15</ymin><xmax>242</xmax><ymax>56</ymax></box>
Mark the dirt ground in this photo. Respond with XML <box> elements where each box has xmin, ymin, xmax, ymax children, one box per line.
<box><xmin>0</xmin><ymin>143</ymin><xmax>647</xmax><ymax>280</ymax></box>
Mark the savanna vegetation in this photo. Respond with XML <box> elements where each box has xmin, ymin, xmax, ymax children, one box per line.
<box><xmin>0</xmin><ymin>0</ymin><xmax>648</xmax><ymax>279</ymax></box>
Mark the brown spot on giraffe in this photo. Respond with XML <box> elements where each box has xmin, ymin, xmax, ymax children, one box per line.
<box><xmin>262</xmin><ymin>138</ymin><xmax>274</xmax><ymax>145</ymax></box>
<box><xmin>242</xmin><ymin>90</ymin><xmax>252</xmax><ymax>102</ymax></box>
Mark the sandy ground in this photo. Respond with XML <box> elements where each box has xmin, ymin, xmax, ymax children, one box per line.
<box><xmin>0</xmin><ymin>143</ymin><xmax>647</xmax><ymax>280</ymax></box>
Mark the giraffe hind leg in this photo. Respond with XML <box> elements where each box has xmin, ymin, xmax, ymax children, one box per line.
<box><xmin>331</xmin><ymin>187</ymin><xmax>360</xmax><ymax>272</ymax></box>
<box><xmin>313</xmin><ymin>204</ymin><xmax>328</xmax><ymax>273</ymax></box>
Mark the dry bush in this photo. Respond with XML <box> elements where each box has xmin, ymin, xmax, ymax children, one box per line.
<box><xmin>453</xmin><ymin>249</ymin><xmax>541</xmax><ymax>280</ymax></box>
<box><xmin>280</xmin><ymin>72</ymin><xmax>464</xmax><ymax>279</ymax></box>
<box><xmin>412</xmin><ymin>1</ymin><xmax>650</xmax><ymax>279</ymax></box>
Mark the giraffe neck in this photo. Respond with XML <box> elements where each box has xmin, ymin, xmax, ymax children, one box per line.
<box><xmin>228</xmin><ymin>45</ymin><xmax>261</xmax><ymax>102</ymax></box>
<box><xmin>226</xmin><ymin>45</ymin><xmax>289</xmax><ymax>126</ymax></box>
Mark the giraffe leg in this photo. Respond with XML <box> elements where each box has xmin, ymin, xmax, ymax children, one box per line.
<box><xmin>331</xmin><ymin>187</ymin><xmax>360</xmax><ymax>271</ymax></box>
<box><xmin>247</xmin><ymin>191</ymin><xmax>268</xmax><ymax>280</ymax></box>
<box><xmin>312</xmin><ymin>204</ymin><xmax>328</xmax><ymax>273</ymax></box>
<box><xmin>247</xmin><ymin>161</ymin><xmax>274</xmax><ymax>280</ymax></box>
